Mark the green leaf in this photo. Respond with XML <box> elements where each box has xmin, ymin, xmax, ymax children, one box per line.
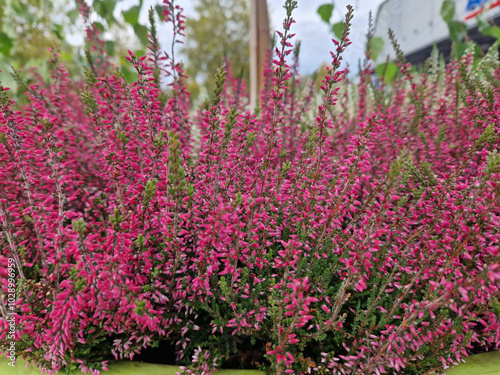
<box><xmin>332</xmin><ymin>21</ymin><xmax>344</xmax><ymax>40</ymax></box>
<box><xmin>375</xmin><ymin>61</ymin><xmax>398</xmax><ymax>83</ymax></box>
<box><xmin>476</xmin><ymin>18</ymin><xmax>500</xmax><ymax>39</ymax></box>
<box><xmin>134</xmin><ymin>24</ymin><xmax>149</xmax><ymax>46</ymax></box>
<box><xmin>370</xmin><ymin>36</ymin><xmax>384</xmax><ymax>61</ymax></box>
<box><xmin>440</xmin><ymin>0</ymin><xmax>455</xmax><ymax>24</ymax></box>
<box><xmin>155</xmin><ymin>5</ymin><xmax>164</xmax><ymax>20</ymax></box>
<box><xmin>119</xmin><ymin>59</ymin><xmax>137</xmax><ymax>82</ymax></box>
<box><xmin>122</xmin><ymin>6</ymin><xmax>140</xmax><ymax>26</ymax></box>
<box><xmin>11</xmin><ymin>2</ymin><xmax>34</xmax><ymax>24</ymax></box>
<box><xmin>94</xmin><ymin>22</ymin><xmax>105</xmax><ymax>34</ymax></box>
<box><xmin>455</xmin><ymin>41</ymin><xmax>468</xmax><ymax>59</ymax></box>
<box><xmin>68</xmin><ymin>8</ymin><xmax>80</xmax><ymax>23</ymax></box>
<box><xmin>0</xmin><ymin>32</ymin><xmax>13</xmax><ymax>56</ymax></box>
<box><xmin>448</xmin><ymin>21</ymin><xmax>466</xmax><ymax>43</ymax></box>
<box><xmin>317</xmin><ymin>4</ymin><xmax>334</xmax><ymax>24</ymax></box>
<box><xmin>59</xmin><ymin>52</ymin><xmax>73</xmax><ymax>63</ymax></box>
<box><xmin>11</xmin><ymin>1</ymin><xmax>29</xmax><ymax>17</ymax></box>
<box><xmin>481</xmin><ymin>25</ymin><xmax>500</xmax><ymax>40</ymax></box>
<box><xmin>93</xmin><ymin>0</ymin><xmax>106</xmax><ymax>18</ymax></box>
<box><xmin>94</xmin><ymin>0</ymin><xmax>116</xmax><ymax>21</ymax></box>
<box><xmin>105</xmin><ymin>40</ymin><xmax>115</xmax><ymax>55</ymax></box>
<box><xmin>52</xmin><ymin>24</ymin><xmax>64</xmax><ymax>41</ymax></box>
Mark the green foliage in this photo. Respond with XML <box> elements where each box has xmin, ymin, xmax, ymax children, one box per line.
<box><xmin>389</xmin><ymin>151</ymin><xmax>407</xmax><ymax>184</ymax></box>
<box><xmin>82</xmin><ymin>85</ymin><xmax>98</xmax><ymax>115</ymax></box>
<box><xmin>143</xmin><ymin>179</ymin><xmax>158</xmax><ymax>209</ymax></box>
<box><xmin>84</xmin><ymin>67</ymin><xmax>98</xmax><ymax>87</ymax></box>
<box><xmin>167</xmin><ymin>132</ymin><xmax>187</xmax><ymax>200</ymax></box>
<box><xmin>0</xmin><ymin>0</ymin><xmax>81</xmax><ymax>98</ymax></box>
<box><xmin>375</xmin><ymin>61</ymin><xmax>398</xmax><ymax>82</ymax></box>
<box><xmin>110</xmin><ymin>208</ymin><xmax>124</xmax><ymax>230</ymax></box>
<box><xmin>93</xmin><ymin>0</ymin><xmax>117</xmax><ymax>20</ymax></box>
<box><xmin>401</xmin><ymin>153</ymin><xmax>437</xmax><ymax>189</ymax></box>
<box><xmin>211</xmin><ymin>67</ymin><xmax>227</xmax><ymax>111</ymax></box>
<box><xmin>448</xmin><ymin>21</ymin><xmax>467</xmax><ymax>44</ymax></box>
<box><xmin>0</xmin><ymin>32</ymin><xmax>13</xmax><ymax>56</ymax></box>
<box><xmin>183</xmin><ymin>0</ymin><xmax>250</xmax><ymax>99</ymax></box>
<box><xmin>477</xmin><ymin>17</ymin><xmax>500</xmax><ymax>41</ymax></box>
<box><xmin>72</xmin><ymin>218</ymin><xmax>87</xmax><ymax>235</ymax></box>
<box><xmin>332</xmin><ymin>22</ymin><xmax>344</xmax><ymax>40</ymax></box>
<box><xmin>244</xmin><ymin>132</ymin><xmax>256</xmax><ymax>153</ymax></box>
<box><xmin>388</xmin><ymin>28</ymin><xmax>406</xmax><ymax>66</ymax></box>
<box><xmin>485</xmin><ymin>150</ymin><xmax>500</xmax><ymax>177</ymax></box>
<box><xmin>0</xmin><ymin>0</ymin><xmax>167</xmax><ymax>99</ymax></box>
<box><xmin>222</xmin><ymin>107</ymin><xmax>238</xmax><ymax>147</ymax></box>
<box><xmin>316</xmin><ymin>2</ymin><xmax>347</xmax><ymax>44</ymax></box>
<box><xmin>134</xmin><ymin>300</ymin><xmax>147</xmax><ymax>316</ymax></box>
<box><xmin>476</xmin><ymin>124</ymin><xmax>497</xmax><ymax>148</ymax></box>
<box><xmin>154</xmin><ymin>130</ymin><xmax>169</xmax><ymax>152</ymax></box>
<box><xmin>114</xmin><ymin>130</ymin><xmax>129</xmax><ymax>148</ymax></box>
<box><xmin>438</xmin><ymin>0</ymin><xmax>492</xmax><ymax>60</ymax></box>
<box><xmin>69</xmin><ymin>266</ymin><xmax>87</xmax><ymax>292</ymax></box>
<box><xmin>10</xmin><ymin>69</ymin><xmax>30</xmax><ymax>94</ymax></box>
<box><xmin>123</xmin><ymin>6</ymin><xmax>141</xmax><ymax>27</ymax></box>
<box><xmin>369</xmin><ymin>36</ymin><xmax>384</xmax><ymax>61</ymax></box>
<box><xmin>436</xmin><ymin>125</ymin><xmax>446</xmax><ymax>147</ymax></box>
<box><xmin>317</xmin><ymin>3</ymin><xmax>334</xmax><ymax>24</ymax></box>
<box><xmin>134</xmin><ymin>24</ymin><xmax>150</xmax><ymax>46</ymax></box>
<box><xmin>440</xmin><ymin>0</ymin><xmax>455</xmax><ymax>24</ymax></box>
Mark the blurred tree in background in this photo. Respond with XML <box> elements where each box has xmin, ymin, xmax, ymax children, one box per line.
<box><xmin>0</xmin><ymin>0</ymin><xmax>156</xmax><ymax>100</ymax></box>
<box><xmin>182</xmin><ymin>0</ymin><xmax>250</xmax><ymax>99</ymax></box>
<box><xmin>0</xmin><ymin>0</ymin><xmax>250</xmax><ymax>102</ymax></box>
<box><xmin>0</xmin><ymin>0</ymin><xmax>79</xmax><ymax>92</ymax></box>
<box><xmin>0</xmin><ymin>0</ymin><xmax>67</xmax><ymax>62</ymax></box>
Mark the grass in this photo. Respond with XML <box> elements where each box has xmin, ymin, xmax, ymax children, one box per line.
<box><xmin>0</xmin><ymin>355</ymin><xmax>263</xmax><ymax>375</ymax></box>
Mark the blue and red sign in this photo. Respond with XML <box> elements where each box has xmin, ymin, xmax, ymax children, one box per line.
<box><xmin>465</xmin><ymin>0</ymin><xmax>500</xmax><ymax>20</ymax></box>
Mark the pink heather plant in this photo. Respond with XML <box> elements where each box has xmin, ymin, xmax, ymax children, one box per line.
<box><xmin>1</xmin><ymin>1</ymin><xmax>500</xmax><ymax>374</ymax></box>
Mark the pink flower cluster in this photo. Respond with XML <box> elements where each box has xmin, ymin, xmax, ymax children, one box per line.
<box><xmin>0</xmin><ymin>1</ymin><xmax>499</xmax><ymax>374</ymax></box>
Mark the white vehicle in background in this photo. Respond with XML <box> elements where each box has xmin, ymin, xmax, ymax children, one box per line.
<box><xmin>373</xmin><ymin>0</ymin><xmax>500</xmax><ymax>64</ymax></box>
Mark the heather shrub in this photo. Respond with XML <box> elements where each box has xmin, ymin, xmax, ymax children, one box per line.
<box><xmin>1</xmin><ymin>1</ymin><xmax>500</xmax><ymax>375</ymax></box>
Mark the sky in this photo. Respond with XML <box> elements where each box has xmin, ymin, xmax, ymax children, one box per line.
<box><xmin>264</xmin><ymin>0</ymin><xmax>386</xmax><ymax>73</ymax></box>
<box><xmin>121</xmin><ymin>0</ymin><xmax>387</xmax><ymax>75</ymax></box>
